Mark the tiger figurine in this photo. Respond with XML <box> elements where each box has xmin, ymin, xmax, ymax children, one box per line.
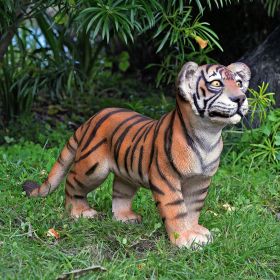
<box><xmin>23</xmin><ymin>61</ymin><xmax>251</xmax><ymax>248</ymax></box>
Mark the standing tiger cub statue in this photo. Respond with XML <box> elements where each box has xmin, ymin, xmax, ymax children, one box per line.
<box><xmin>23</xmin><ymin>61</ymin><xmax>251</xmax><ymax>248</ymax></box>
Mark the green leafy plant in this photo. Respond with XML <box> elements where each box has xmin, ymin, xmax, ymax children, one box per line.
<box><xmin>250</xmin><ymin>109</ymin><xmax>280</xmax><ymax>164</ymax></box>
<box><xmin>263</xmin><ymin>0</ymin><xmax>280</xmax><ymax>16</ymax></box>
<box><xmin>0</xmin><ymin>24</ymin><xmax>84</xmax><ymax>123</ymax></box>
<box><xmin>76</xmin><ymin>0</ymin><xmax>224</xmax><ymax>87</ymax></box>
<box><xmin>223</xmin><ymin>82</ymin><xmax>279</xmax><ymax>166</ymax></box>
<box><xmin>247</xmin><ymin>82</ymin><xmax>275</xmax><ymax>125</ymax></box>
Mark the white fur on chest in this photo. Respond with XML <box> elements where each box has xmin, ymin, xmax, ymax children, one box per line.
<box><xmin>188</xmin><ymin>131</ymin><xmax>223</xmax><ymax>177</ymax></box>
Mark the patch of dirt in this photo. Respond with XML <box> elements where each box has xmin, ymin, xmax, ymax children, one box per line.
<box><xmin>130</xmin><ymin>238</ymin><xmax>157</xmax><ymax>255</ymax></box>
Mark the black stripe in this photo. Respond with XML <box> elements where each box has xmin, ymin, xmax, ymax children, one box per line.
<box><xmin>194</xmin><ymin>205</ymin><xmax>204</xmax><ymax>212</ymax></box>
<box><xmin>191</xmin><ymin>198</ymin><xmax>205</xmax><ymax>204</ymax></box>
<box><xmin>155</xmin><ymin>201</ymin><xmax>160</xmax><ymax>207</ymax></box>
<box><xmin>73</xmin><ymin>131</ymin><xmax>78</xmax><ymax>143</ymax></box>
<box><xmin>132</xmin><ymin>120</ymin><xmax>153</xmax><ymax>142</ymax></box>
<box><xmin>57</xmin><ymin>155</ymin><xmax>64</xmax><ymax>166</ymax></box>
<box><xmin>149</xmin><ymin>180</ymin><xmax>165</xmax><ymax>195</ymax></box>
<box><xmin>210</xmin><ymin>136</ymin><xmax>221</xmax><ymax>151</ymax></box>
<box><xmin>175</xmin><ymin>102</ymin><xmax>195</xmax><ymax>149</ymax></box>
<box><xmin>200</xmin><ymin>87</ymin><xmax>206</xmax><ymax>97</ymax></box>
<box><xmin>205</xmin><ymin>92</ymin><xmax>221</xmax><ymax>103</ymax></box>
<box><xmin>124</xmin><ymin>146</ymin><xmax>131</xmax><ymax>174</ymax></box>
<box><xmin>206</xmin><ymin>85</ymin><xmax>223</xmax><ymax>94</ymax></box>
<box><xmin>78</xmin><ymin>121</ymin><xmax>91</xmax><ymax>147</ymax></box>
<box><xmin>130</xmin><ymin>124</ymin><xmax>152</xmax><ymax>170</ymax></box>
<box><xmin>76</xmin><ymin>138</ymin><xmax>107</xmax><ymax>163</ymax></box>
<box><xmin>209</xmin><ymin>71</ymin><xmax>218</xmax><ymax>78</ymax></box>
<box><xmin>203</xmin><ymin>156</ymin><xmax>220</xmax><ymax>172</ymax></box>
<box><xmin>73</xmin><ymin>194</ymin><xmax>85</xmax><ymax>199</ymax></box>
<box><xmin>155</xmin><ymin>149</ymin><xmax>177</xmax><ymax>192</ymax></box>
<box><xmin>195</xmin><ymin>75</ymin><xmax>202</xmax><ymax>100</ymax></box>
<box><xmin>66</xmin><ymin>179</ymin><xmax>75</xmax><ymax>190</ymax></box>
<box><xmin>193</xmin><ymin>94</ymin><xmax>204</xmax><ymax>117</ymax></box>
<box><xmin>143</xmin><ymin>122</ymin><xmax>155</xmax><ymax>142</ymax></box>
<box><xmin>206</xmin><ymin>64</ymin><xmax>214</xmax><ymax>73</ymax></box>
<box><xmin>164</xmin><ymin>111</ymin><xmax>182</xmax><ymax>178</ymax></box>
<box><xmin>65</xmin><ymin>188</ymin><xmax>72</xmax><ymax>197</ymax></box>
<box><xmin>85</xmin><ymin>162</ymin><xmax>99</xmax><ymax>176</ymax></box>
<box><xmin>148</xmin><ymin>114</ymin><xmax>169</xmax><ymax>170</ymax></box>
<box><xmin>78</xmin><ymin>114</ymin><xmax>98</xmax><ymax>145</ymax></box>
<box><xmin>177</xmin><ymin>92</ymin><xmax>187</xmax><ymax>103</ymax></box>
<box><xmin>111</xmin><ymin>114</ymin><xmax>141</xmax><ymax>144</ymax></box>
<box><xmin>176</xmin><ymin>102</ymin><xmax>204</xmax><ymax>167</ymax></box>
<box><xmin>114</xmin><ymin>118</ymin><xmax>148</xmax><ymax>169</ymax></box>
<box><xmin>193</xmin><ymin>71</ymin><xmax>216</xmax><ymax>116</ymax></box>
<box><xmin>216</xmin><ymin>65</ymin><xmax>224</xmax><ymax>73</ymax></box>
<box><xmin>207</xmin><ymin>91</ymin><xmax>223</xmax><ymax>109</ymax></box>
<box><xmin>81</xmin><ymin>108</ymin><xmax>131</xmax><ymax>152</ymax></box>
<box><xmin>67</xmin><ymin>141</ymin><xmax>75</xmax><ymax>154</ymax></box>
<box><xmin>74</xmin><ymin>177</ymin><xmax>87</xmax><ymax>189</ymax></box>
<box><xmin>173</xmin><ymin>212</ymin><xmax>188</xmax><ymax>219</ymax></box>
<box><xmin>138</xmin><ymin>145</ymin><xmax>144</xmax><ymax>179</ymax></box>
<box><xmin>192</xmin><ymin>186</ymin><xmax>209</xmax><ymax>196</ymax></box>
<box><xmin>165</xmin><ymin>199</ymin><xmax>184</xmax><ymax>206</ymax></box>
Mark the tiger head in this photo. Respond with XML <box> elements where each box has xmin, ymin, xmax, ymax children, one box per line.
<box><xmin>177</xmin><ymin>62</ymin><xmax>251</xmax><ymax>125</ymax></box>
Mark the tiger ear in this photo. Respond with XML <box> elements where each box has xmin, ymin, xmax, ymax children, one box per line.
<box><xmin>227</xmin><ymin>62</ymin><xmax>251</xmax><ymax>91</ymax></box>
<box><xmin>177</xmin><ymin>62</ymin><xmax>199</xmax><ymax>100</ymax></box>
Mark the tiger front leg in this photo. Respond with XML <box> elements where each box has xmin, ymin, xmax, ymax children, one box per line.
<box><xmin>181</xmin><ymin>176</ymin><xmax>213</xmax><ymax>244</ymax></box>
<box><xmin>149</xmin><ymin>173</ymin><xmax>211</xmax><ymax>249</ymax></box>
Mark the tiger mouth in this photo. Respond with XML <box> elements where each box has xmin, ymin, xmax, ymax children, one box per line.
<box><xmin>208</xmin><ymin>111</ymin><xmax>237</xmax><ymax>118</ymax></box>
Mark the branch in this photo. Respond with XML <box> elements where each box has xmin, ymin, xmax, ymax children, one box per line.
<box><xmin>0</xmin><ymin>25</ymin><xmax>17</xmax><ymax>61</ymax></box>
<box><xmin>0</xmin><ymin>7</ymin><xmax>24</xmax><ymax>62</ymax></box>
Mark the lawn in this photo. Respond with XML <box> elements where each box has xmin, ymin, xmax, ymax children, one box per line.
<box><xmin>0</xmin><ymin>134</ymin><xmax>279</xmax><ymax>279</ymax></box>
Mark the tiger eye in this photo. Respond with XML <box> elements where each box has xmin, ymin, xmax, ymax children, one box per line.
<box><xmin>210</xmin><ymin>80</ymin><xmax>221</xmax><ymax>87</ymax></box>
<box><xmin>236</xmin><ymin>80</ymin><xmax>242</xmax><ymax>88</ymax></box>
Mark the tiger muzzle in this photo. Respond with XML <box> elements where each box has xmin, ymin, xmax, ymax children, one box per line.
<box><xmin>229</xmin><ymin>95</ymin><xmax>246</xmax><ymax>106</ymax></box>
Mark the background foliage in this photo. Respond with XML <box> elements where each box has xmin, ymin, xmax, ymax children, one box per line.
<box><xmin>0</xmin><ymin>0</ymin><xmax>279</xmax><ymax>123</ymax></box>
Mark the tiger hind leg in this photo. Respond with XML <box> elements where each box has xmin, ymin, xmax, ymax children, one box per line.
<box><xmin>112</xmin><ymin>176</ymin><xmax>141</xmax><ymax>224</ymax></box>
<box><xmin>65</xmin><ymin>169</ymin><xmax>104</xmax><ymax>219</ymax></box>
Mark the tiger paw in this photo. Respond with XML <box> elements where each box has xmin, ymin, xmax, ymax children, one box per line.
<box><xmin>192</xmin><ymin>224</ymin><xmax>213</xmax><ymax>242</ymax></box>
<box><xmin>113</xmin><ymin>210</ymin><xmax>142</xmax><ymax>224</ymax></box>
<box><xmin>71</xmin><ymin>208</ymin><xmax>99</xmax><ymax>219</ymax></box>
<box><xmin>170</xmin><ymin>228</ymin><xmax>212</xmax><ymax>249</ymax></box>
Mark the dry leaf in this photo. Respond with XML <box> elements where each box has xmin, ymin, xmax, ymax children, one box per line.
<box><xmin>40</xmin><ymin>169</ymin><xmax>47</xmax><ymax>176</ymax></box>
<box><xmin>222</xmin><ymin>203</ymin><xmax>236</xmax><ymax>212</ymax></box>
<box><xmin>207</xmin><ymin>210</ymin><xmax>218</xmax><ymax>217</ymax></box>
<box><xmin>137</xmin><ymin>263</ymin><xmax>145</xmax><ymax>270</ymax></box>
<box><xmin>47</xmin><ymin>228</ymin><xmax>60</xmax><ymax>239</ymax></box>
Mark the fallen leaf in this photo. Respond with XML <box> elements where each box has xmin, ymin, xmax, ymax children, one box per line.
<box><xmin>40</xmin><ymin>169</ymin><xmax>47</xmax><ymax>176</ymax></box>
<box><xmin>137</xmin><ymin>263</ymin><xmax>145</xmax><ymax>270</ymax></box>
<box><xmin>47</xmin><ymin>228</ymin><xmax>60</xmax><ymax>239</ymax></box>
<box><xmin>207</xmin><ymin>210</ymin><xmax>218</xmax><ymax>217</ymax></box>
<box><xmin>222</xmin><ymin>203</ymin><xmax>236</xmax><ymax>212</ymax></box>
<box><xmin>57</xmin><ymin>265</ymin><xmax>106</xmax><ymax>280</ymax></box>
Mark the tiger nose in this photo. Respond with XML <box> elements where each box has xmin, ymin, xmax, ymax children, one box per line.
<box><xmin>229</xmin><ymin>95</ymin><xmax>246</xmax><ymax>106</ymax></box>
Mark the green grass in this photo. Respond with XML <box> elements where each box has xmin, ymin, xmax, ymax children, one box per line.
<box><xmin>0</xmin><ymin>138</ymin><xmax>279</xmax><ymax>279</ymax></box>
